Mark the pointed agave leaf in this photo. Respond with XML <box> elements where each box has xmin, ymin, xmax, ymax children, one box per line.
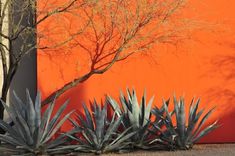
<box><xmin>0</xmin><ymin>136</ymin><xmax>20</xmax><ymax>149</ymax></box>
<box><xmin>0</xmin><ymin>100</ymin><xmax>26</xmax><ymax>140</ymax></box>
<box><xmin>2</xmin><ymin>99</ymin><xmax>33</xmax><ymax>145</ymax></box>
<box><xmin>37</xmin><ymin>103</ymin><xmax>52</xmax><ymax>146</ymax></box>
<box><xmin>13</xmin><ymin>91</ymin><xmax>27</xmax><ymax>117</ymax></box>
<box><xmin>46</xmin><ymin>100</ymin><xmax>70</xmax><ymax>137</ymax></box>
<box><xmin>0</xmin><ymin>134</ymin><xmax>25</xmax><ymax>147</ymax></box>
<box><xmin>107</xmin><ymin>95</ymin><xmax>122</xmax><ymax>116</ymax></box>
<box><xmin>131</xmin><ymin>90</ymin><xmax>140</xmax><ymax>127</ymax></box>
<box><xmin>128</xmin><ymin>110</ymin><xmax>136</xmax><ymax>128</ymax></box>
<box><xmin>173</xmin><ymin>95</ymin><xmax>179</xmax><ymax>116</ymax></box>
<box><xmin>109</xmin><ymin>126</ymin><xmax>135</xmax><ymax>147</ymax></box>
<box><xmin>127</xmin><ymin>88</ymin><xmax>133</xmax><ymax>105</ymax></box>
<box><xmin>81</xmin><ymin>130</ymin><xmax>93</xmax><ymax>146</ymax></box>
<box><xmin>107</xmin><ymin>131</ymin><xmax>136</xmax><ymax>152</ymax></box>
<box><xmin>40</xmin><ymin>98</ymin><xmax>56</xmax><ymax>142</ymax></box>
<box><xmin>0</xmin><ymin>120</ymin><xmax>24</xmax><ymax>144</ymax></box>
<box><xmin>95</xmin><ymin>105</ymin><xmax>106</xmax><ymax>144</ymax></box>
<box><xmin>185</xmin><ymin>109</ymin><xmax>204</xmax><ymax>142</ymax></box>
<box><xmin>83</xmin><ymin>102</ymin><xmax>95</xmax><ymax>131</ymax></box>
<box><xmin>177</xmin><ymin>97</ymin><xmax>186</xmax><ymax>142</ymax></box>
<box><xmin>140</xmin><ymin>89</ymin><xmax>146</xmax><ymax>118</ymax></box>
<box><xmin>76</xmin><ymin>113</ymin><xmax>88</xmax><ymax>128</ymax></box>
<box><xmin>102</xmin><ymin>115</ymin><xmax>123</xmax><ymax>144</ymax></box>
<box><xmin>144</xmin><ymin>95</ymin><xmax>154</xmax><ymax>126</ymax></box>
<box><xmin>43</xmin><ymin>110</ymin><xmax>75</xmax><ymax>144</ymax></box>
<box><xmin>158</xmin><ymin>99</ymin><xmax>177</xmax><ymax>145</ymax></box>
<box><xmin>140</xmin><ymin>95</ymin><xmax>145</xmax><ymax>126</ymax></box>
<box><xmin>15</xmin><ymin>110</ymin><xmax>34</xmax><ymax>146</ymax></box>
<box><xmin>69</xmin><ymin>118</ymin><xmax>81</xmax><ymax>129</ymax></box>
<box><xmin>26</xmin><ymin>89</ymin><xmax>36</xmax><ymax>135</ymax></box>
<box><xmin>35</xmin><ymin>92</ymin><xmax>41</xmax><ymax>128</ymax></box>
<box><xmin>193</xmin><ymin>107</ymin><xmax>216</xmax><ymax>138</ymax></box>
<box><xmin>188</xmin><ymin>97</ymin><xmax>195</xmax><ymax>124</ymax></box>
<box><xmin>47</xmin><ymin>145</ymin><xmax>78</xmax><ymax>154</ymax></box>
<box><xmin>86</xmin><ymin>129</ymin><xmax>99</xmax><ymax>147</ymax></box>
<box><xmin>139</xmin><ymin>121</ymin><xmax>151</xmax><ymax>143</ymax></box>
<box><xmin>192</xmin><ymin>121</ymin><xmax>219</xmax><ymax>143</ymax></box>
<box><xmin>152</xmin><ymin>100</ymin><xmax>170</xmax><ymax>129</ymax></box>
<box><xmin>189</xmin><ymin>99</ymin><xmax>200</xmax><ymax>125</ymax></box>
<box><xmin>106</xmin><ymin>132</ymin><xmax>136</xmax><ymax>152</ymax></box>
<box><xmin>119</xmin><ymin>91</ymin><xmax>129</xmax><ymax>113</ymax></box>
<box><xmin>160</xmin><ymin>98</ymin><xmax>170</xmax><ymax>113</ymax></box>
<box><xmin>63</xmin><ymin>132</ymin><xmax>83</xmax><ymax>145</ymax></box>
<box><xmin>152</xmin><ymin>106</ymin><xmax>163</xmax><ymax>119</ymax></box>
<box><xmin>163</xmin><ymin>99</ymin><xmax>174</xmax><ymax>130</ymax></box>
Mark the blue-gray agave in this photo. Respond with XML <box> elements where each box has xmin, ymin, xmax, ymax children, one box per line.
<box><xmin>0</xmin><ymin>90</ymin><xmax>75</xmax><ymax>155</ymax></box>
<box><xmin>155</xmin><ymin>96</ymin><xmax>218</xmax><ymax>150</ymax></box>
<box><xmin>66</xmin><ymin>100</ymin><xmax>136</xmax><ymax>155</ymax></box>
<box><xmin>150</xmin><ymin>99</ymin><xmax>173</xmax><ymax>149</ymax></box>
<box><xmin>107</xmin><ymin>89</ymin><xmax>154</xmax><ymax>149</ymax></box>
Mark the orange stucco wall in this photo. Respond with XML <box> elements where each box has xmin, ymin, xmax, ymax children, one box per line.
<box><xmin>38</xmin><ymin>0</ymin><xmax>235</xmax><ymax>143</ymax></box>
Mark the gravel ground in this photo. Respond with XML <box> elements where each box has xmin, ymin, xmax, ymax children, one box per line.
<box><xmin>77</xmin><ymin>144</ymin><xmax>235</xmax><ymax>156</ymax></box>
<box><xmin>1</xmin><ymin>144</ymin><xmax>235</xmax><ymax>155</ymax></box>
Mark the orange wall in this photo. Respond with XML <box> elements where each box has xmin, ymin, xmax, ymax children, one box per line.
<box><xmin>38</xmin><ymin>0</ymin><xmax>235</xmax><ymax>143</ymax></box>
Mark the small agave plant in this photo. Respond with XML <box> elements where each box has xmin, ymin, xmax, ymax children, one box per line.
<box><xmin>66</xmin><ymin>100</ymin><xmax>136</xmax><ymax>154</ymax></box>
<box><xmin>153</xmin><ymin>96</ymin><xmax>218</xmax><ymax>150</ymax></box>
<box><xmin>107</xmin><ymin>89</ymin><xmax>155</xmax><ymax>149</ymax></box>
<box><xmin>0</xmin><ymin>90</ymin><xmax>75</xmax><ymax>155</ymax></box>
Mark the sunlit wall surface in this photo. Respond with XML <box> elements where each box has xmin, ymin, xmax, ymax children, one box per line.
<box><xmin>38</xmin><ymin>0</ymin><xmax>235</xmax><ymax>143</ymax></box>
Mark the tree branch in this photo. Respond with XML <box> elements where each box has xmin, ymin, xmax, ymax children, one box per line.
<box><xmin>41</xmin><ymin>0</ymin><xmax>186</xmax><ymax>106</ymax></box>
<box><xmin>37</xmin><ymin>0</ymin><xmax>79</xmax><ymax>25</ymax></box>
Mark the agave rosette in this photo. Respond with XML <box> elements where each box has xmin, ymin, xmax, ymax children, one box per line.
<box><xmin>155</xmin><ymin>96</ymin><xmax>218</xmax><ymax>150</ymax></box>
<box><xmin>66</xmin><ymin>100</ymin><xmax>136</xmax><ymax>154</ymax></box>
<box><xmin>107</xmin><ymin>89</ymin><xmax>155</xmax><ymax>149</ymax></box>
<box><xmin>0</xmin><ymin>90</ymin><xmax>75</xmax><ymax>155</ymax></box>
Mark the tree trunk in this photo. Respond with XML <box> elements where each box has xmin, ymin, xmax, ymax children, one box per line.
<box><xmin>0</xmin><ymin>90</ymin><xmax>7</xmax><ymax>134</ymax></box>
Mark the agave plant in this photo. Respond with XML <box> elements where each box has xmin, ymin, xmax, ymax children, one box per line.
<box><xmin>0</xmin><ymin>90</ymin><xmax>75</xmax><ymax>155</ymax></box>
<box><xmin>66</xmin><ymin>100</ymin><xmax>136</xmax><ymax>154</ymax></box>
<box><xmin>107</xmin><ymin>89</ymin><xmax>155</xmax><ymax>149</ymax></box>
<box><xmin>154</xmin><ymin>96</ymin><xmax>218</xmax><ymax>150</ymax></box>
<box><xmin>149</xmin><ymin>99</ymin><xmax>174</xmax><ymax>149</ymax></box>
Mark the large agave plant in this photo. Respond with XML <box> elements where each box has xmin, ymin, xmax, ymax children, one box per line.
<box><xmin>66</xmin><ymin>100</ymin><xmax>136</xmax><ymax>154</ymax></box>
<box><xmin>154</xmin><ymin>96</ymin><xmax>218</xmax><ymax>150</ymax></box>
<box><xmin>107</xmin><ymin>89</ymin><xmax>154</xmax><ymax>149</ymax></box>
<box><xmin>0</xmin><ymin>90</ymin><xmax>75</xmax><ymax>155</ymax></box>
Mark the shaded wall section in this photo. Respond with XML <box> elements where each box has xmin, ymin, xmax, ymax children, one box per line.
<box><xmin>38</xmin><ymin>0</ymin><xmax>235</xmax><ymax>142</ymax></box>
<box><xmin>9</xmin><ymin>0</ymin><xmax>37</xmax><ymax>101</ymax></box>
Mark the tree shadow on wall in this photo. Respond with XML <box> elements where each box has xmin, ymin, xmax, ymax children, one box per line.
<box><xmin>40</xmin><ymin>82</ymin><xmax>86</xmax><ymax>132</ymax></box>
<box><xmin>203</xmin><ymin>50</ymin><xmax>235</xmax><ymax>143</ymax></box>
<box><xmin>206</xmin><ymin>44</ymin><xmax>235</xmax><ymax>102</ymax></box>
<box><xmin>211</xmin><ymin>54</ymin><xmax>235</xmax><ymax>80</ymax></box>
<box><xmin>202</xmin><ymin>88</ymin><xmax>235</xmax><ymax>143</ymax></box>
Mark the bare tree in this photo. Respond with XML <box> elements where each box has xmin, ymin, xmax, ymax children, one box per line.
<box><xmin>39</xmin><ymin>0</ymin><xmax>186</xmax><ymax>105</ymax></box>
<box><xmin>0</xmin><ymin>0</ymin><xmax>186</xmax><ymax>133</ymax></box>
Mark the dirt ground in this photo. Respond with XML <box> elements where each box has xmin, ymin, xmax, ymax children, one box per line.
<box><xmin>78</xmin><ymin>144</ymin><xmax>235</xmax><ymax>156</ymax></box>
<box><xmin>111</xmin><ymin>144</ymin><xmax>235</xmax><ymax>156</ymax></box>
<box><xmin>1</xmin><ymin>144</ymin><xmax>235</xmax><ymax>155</ymax></box>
